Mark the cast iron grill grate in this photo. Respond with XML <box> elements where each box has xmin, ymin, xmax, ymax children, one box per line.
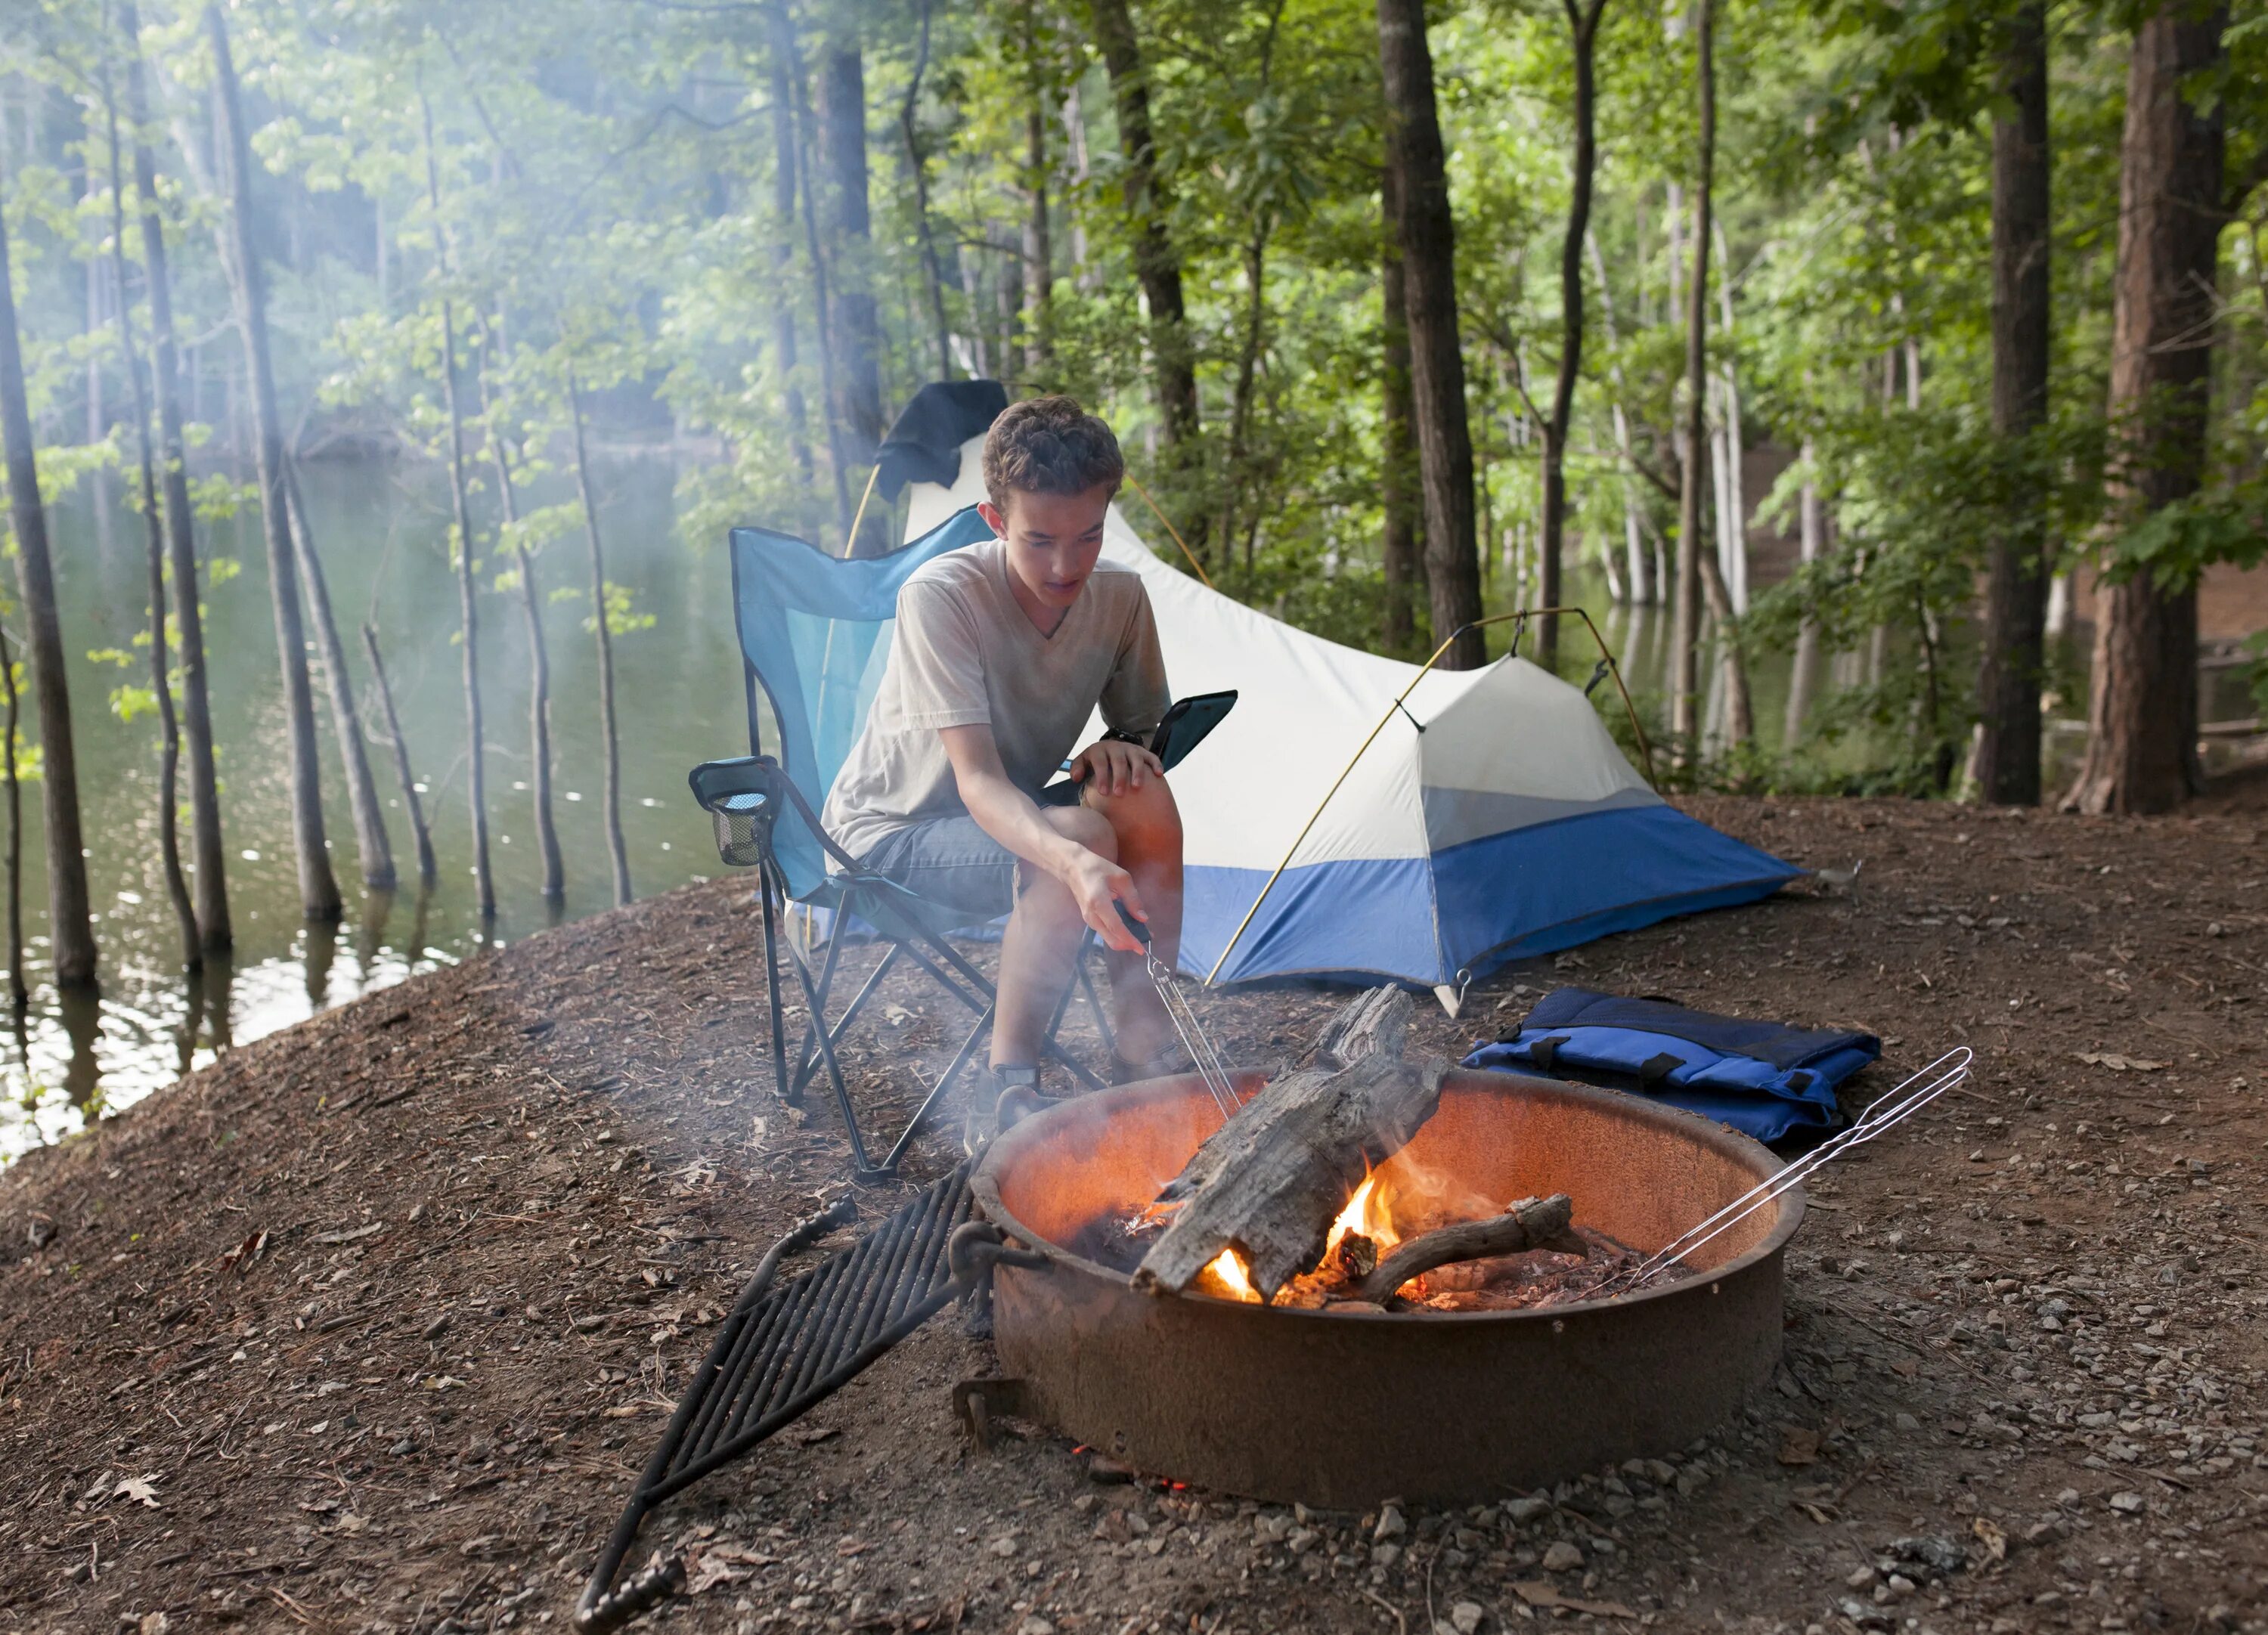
<box><xmin>578</xmin><ymin>1163</ymin><xmax>980</xmax><ymax>1630</ymax></box>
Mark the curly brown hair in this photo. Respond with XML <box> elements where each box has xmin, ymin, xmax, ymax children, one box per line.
<box><xmin>981</xmin><ymin>395</ymin><xmax>1125</xmax><ymax>516</ymax></box>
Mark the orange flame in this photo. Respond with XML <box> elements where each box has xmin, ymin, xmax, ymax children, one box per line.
<box><xmin>1323</xmin><ymin>1172</ymin><xmax>1400</xmax><ymax>1254</ymax></box>
<box><xmin>1204</xmin><ymin>1248</ymin><xmax>1261</xmax><ymax>1303</ymax></box>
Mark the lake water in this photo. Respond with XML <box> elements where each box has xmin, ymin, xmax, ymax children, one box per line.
<box><xmin>2</xmin><ymin>454</ymin><xmax>743</xmax><ymax>1160</ymax></box>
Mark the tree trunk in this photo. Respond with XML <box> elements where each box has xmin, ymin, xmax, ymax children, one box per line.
<box><xmin>361</xmin><ymin>624</ymin><xmax>437</xmax><ymax>887</ymax></box>
<box><xmin>101</xmin><ymin>71</ymin><xmax>200</xmax><ymax>968</ymax></box>
<box><xmin>1021</xmin><ymin>0</ymin><xmax>1055</xmax><ymax>378</ymax></box>
<box><xmin>485</xmin><ymin>416</ymin><xmax>563</xmax><ymax>902</ymax></box>
<box><xmin>1585</xmin><ymin>230</ymin><xmax>1651</xmax><ymax>605</ymax></box>
<box><xmin>1225</xmin><ymin>222</ymin><xmax>1269</xmax><ymax>577</ymax></box>
<box><xmin>814</xmin><ymin>33</ymin><xmax>889</xmax><ymax>556</ymax></box>
<box><xmin>1538</xmin><ymin>0</ymin><xmax>1608</xmax><ymax>670</ymax></box>
<box><xmin>422</xmin><ymin>107</ymin><xmax>494</xmax><ymax>918</ymax></box>
<box><xmin>898</xmin><ymin>0</ymin><xmax>955</xmax><ymax>381</ymax></box>
<box><xmin>1669</xmin><ymin>0</ymin><xmax>1715</xmax><ymax>757</ymax></box>
<box><xmin>1975</xmin><ymin>0</ymin><xmax>2052</xmax><ymax>805</ymax></box>
<box><xmin>284</xmin><ymin>466</ymin><xmax>395</xmax><ymax>890</ymax></box>
<box><xmin>569</xmin><ymin>373</ymin><xmax>633</xmax><ymax>908</ymax></box>
<box><xmin>1380</xmin><ymin>160</ymin><xmax>1423</xmax><ymax>654</ymax></box>
<box><xmin>766</xmin><ymin>8</ymin><xmax>812</xmax><ymax>480</ymax></box>
<box><xmin>1377</xmin><ymin>0</ymin><xmax>1486</xmax><ymax>669</ymax></box>
<box><xmin>1698</xmin><ymin>535</ymin><xmax>1753</xmax><ymax>748</ymax></box>
<box><xmin>1087</xmin><ymin>0</ymin><xmax>1201</xmax><ymax>451</ymax></box>
<box><xmin>0</xmin><ymin>618</ymin><xmax>22</xmax><ymax>1006</ymax></box>
<box><xmin>1784</xmin><ymin>444</ymin><xmax>1824</xmax><ymax>744</ymax></box>
<box><xmin>2064</xmin><ymin>2</ymin><xmax>2224</xmax><ymax>815</ymax></box>
<box><xmin>208</xmin><ymin>5</ymin><xmax>340</xmax><ymax>922</ymax></box>
<box><xmin>778</xmin><ymin>2</ymin><xmax>853</xmax><ymax>540</ymax></box>
<box><xmin>124</xmin><ymin>3</ymin><xmax>228</xmax><ymax>950</ymax></box>
<box><xmin>0</xmin><ymin>203</ymin><xmax>98</xmax><ymax>987</ymax></box>
<box><xmin>1709</xmin><ymin>218</ymin><xmax>1748</xmax><ymax>615</ymax></box>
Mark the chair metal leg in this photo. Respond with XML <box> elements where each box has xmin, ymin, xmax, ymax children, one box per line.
<box><xmin>775</xmin><ymin>925</ymin><xmax>880</xmax><ymax>1178</ymax></box>
<box><xmin>790</xmin><ymin>931</ymin><xmax>847</xmax><ymax>1099</ymax></box>
<box><xmin>760</xmin><ymin>869</ymin><xmax>793</xmax><ymax>1106</ymax></box>
<box><xmin>801</xmin><ymin>944</ymin><xmax>903</xmax><ymax>1098</ymax></box>
<box><xmin>880</xmin><ymin>1005</ymin><xmax>995</xmax><ymax>1174</ymax></box>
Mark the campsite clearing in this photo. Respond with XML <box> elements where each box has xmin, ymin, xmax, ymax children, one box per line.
<box><xmin>2</xmin><ymin>794</ymin><xmax>2264</xmax><ymax>1634</ymax></box>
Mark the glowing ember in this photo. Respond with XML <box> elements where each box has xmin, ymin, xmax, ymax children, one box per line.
<box><xmin>1203</xmin><ymin>1248</ymin><xmax>1261</xmax><ymax>1303</ymax></box>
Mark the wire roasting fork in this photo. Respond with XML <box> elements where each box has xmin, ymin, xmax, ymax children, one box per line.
<box><xmin>1598</xmin><ymin>1046</ymin><xmax>1974</xmax><ymax>1298</ymax></box>
<box><xmin>1115</xmin><ymin>906</ymin><xmax>1241</xmax><ymax>1120</ymax></box>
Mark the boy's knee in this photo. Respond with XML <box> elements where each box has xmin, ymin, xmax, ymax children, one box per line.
<box><xmin>1087</xmin><ymin>776</ymin><xmax>1181</xmax><ymax>845</ymax></box>
<box><xmin>1044</xmin><ymin>804</ymin><xmax>1120</xmax><ymax>859</ymax></box>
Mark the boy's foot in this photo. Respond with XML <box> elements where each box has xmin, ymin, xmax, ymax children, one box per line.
<box><xmin>964</xmin><ymin>1064</ymin><xmax>1044</xmax><ymax>1156</ymax></box>
<box><xmin>1110</xmin><ymin>1042</ymin><xmax>1194</xmax><ymax>1086</ymax></box>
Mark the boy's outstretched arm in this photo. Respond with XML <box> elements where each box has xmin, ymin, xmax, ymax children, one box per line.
<box><xmin>938</xmin><ymin>723</ymin><xmax>1149</xmax><ymax>953</ymax></box>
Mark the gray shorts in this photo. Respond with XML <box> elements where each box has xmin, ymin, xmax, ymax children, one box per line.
<box><xmin>854</xmin><ymin>815</ymin><xmax>1019</xmax><ymax>921</ymax></box>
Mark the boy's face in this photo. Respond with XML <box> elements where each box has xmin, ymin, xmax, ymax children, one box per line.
<box><xmin>978</xmin><ymin>484</ymin><xmax>1114</xmax><ymax>615</ymax></box>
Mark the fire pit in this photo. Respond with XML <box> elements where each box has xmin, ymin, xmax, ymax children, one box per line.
<box><xmin>968</xmin><ymin>1066</ymin><xmax>1802</xmax><ymax>1507</ymax></box>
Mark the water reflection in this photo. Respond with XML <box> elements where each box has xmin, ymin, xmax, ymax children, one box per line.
<box><xmin>0</xmin><ymin>451</ymin><xmax>735</xmax><ymax>1163</ymax></box>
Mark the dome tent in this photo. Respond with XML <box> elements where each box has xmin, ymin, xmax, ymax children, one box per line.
<box><xmin>889</xmin><ymin>392</ymin><xmax>1799</xmax><ymax>995</ymax></box>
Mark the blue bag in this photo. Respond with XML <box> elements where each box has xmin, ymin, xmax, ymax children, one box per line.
<box><xmin>1462</xmin><ymin>988</ymin><xmax>1879</xmax><ymax>1142</ymax></box>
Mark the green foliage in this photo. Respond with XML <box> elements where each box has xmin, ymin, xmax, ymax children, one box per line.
<box><xmin>2</xmin><ymin>0</ymin><xmax>2263</xmax><ymax>809</ymax></box>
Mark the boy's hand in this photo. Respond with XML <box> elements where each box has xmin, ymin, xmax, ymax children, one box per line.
<box><xmin>1064</xmin><ymin>850</ymin><xmax>1148</xmax><ymax>954</ymax></box>
<box><xmin>1068</xmin><ymin>737</ymin><xmax>1163</xmax><ymax>798</ymax></box>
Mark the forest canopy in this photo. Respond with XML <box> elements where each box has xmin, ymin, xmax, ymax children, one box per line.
<box><xmin>1</xmin><ymin>0</ymin><xmax>2264</xmax><ymax>845</ymax></box>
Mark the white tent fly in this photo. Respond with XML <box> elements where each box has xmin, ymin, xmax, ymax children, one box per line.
<box><xmin>902</xmin><ymin>435</ymin><xmax>1797</xmax><ymax>997</ymax></box>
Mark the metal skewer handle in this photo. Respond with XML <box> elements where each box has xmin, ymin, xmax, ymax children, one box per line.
<box><xmin>1601</xmin><ymin>1046</ymin><xmax>1974</xmax><ymax>1297</ymax></box>
<box><xmin>1114</xmin><ymin>904</ymin><xmax>1241</xmax><ymax>1119</ymax></box>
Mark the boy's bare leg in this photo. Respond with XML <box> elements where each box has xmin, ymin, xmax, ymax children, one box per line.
<box><xmin>992</xmin><ymin>805</ymin><xmax>1121</xmax><ymax>1070</ymax></box>
<box><xmin>1080</xmin><ymin>777</ymin><xmax>1182</xmax><ymax>1066</ymax></box>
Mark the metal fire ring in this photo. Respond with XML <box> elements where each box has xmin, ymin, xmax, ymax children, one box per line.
<box><xmin>968</xmin><ymin>1067</ymin><xmax>1804</xmax><ymax>1509</ymax></box>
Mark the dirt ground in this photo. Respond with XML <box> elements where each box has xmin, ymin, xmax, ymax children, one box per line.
<box><xmin>4</xmin><ymin>793</ymin><xmax>2265</xmax><ymax>1635</ymax></box>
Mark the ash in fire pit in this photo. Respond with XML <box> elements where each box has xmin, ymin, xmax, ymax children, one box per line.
<box><xmin>1068</xmin><ymin>988</ymin><xmax>1691</xmax><ymax>1312</ymax></box>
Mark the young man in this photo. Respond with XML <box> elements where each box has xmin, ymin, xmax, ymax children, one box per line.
<box><xmin>822</xmin><ymin>395</ymin><xmax>1186</xmax><ymax>1145</ymax></box>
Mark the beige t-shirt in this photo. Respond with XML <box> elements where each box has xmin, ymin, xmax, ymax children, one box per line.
<box><xmin>823</xmin><ymin>540</ymin><xmax>1171</xmax><ymax>860</ymax></box>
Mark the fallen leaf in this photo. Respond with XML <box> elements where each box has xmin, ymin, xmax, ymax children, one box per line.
<box><xmin>312</xmin><ymin>1222</ymin><xmax>386</xmax><ymax>1246</ymax></box>
<box><xmin>791</xmin><ymin>1424</ymin><xmax>841</xmax><ymax>1446</ymax></box>
<box><xmin>686</xmin><ymin>1554</ymin><xmax>751</xmax><ymax>1596</ymax></box>
<box><xmin>1510</xmin><ymin>1582</ymin><xmax>1637</xmax><ymax>1618</ymax></box>
<box><xmin>1972</xmin><ymin>1516</ymin><xmax>2008</xmax><ymax>1562</ymax></box>
<box><xmin>422</xmin><ymin>1375</ymin><xmax>467</xmax><ymax>1392</ymax></box>
<box><xmin>2075</xmin><ymin>1052</ymin><xmax>2167</xmax><ymax>1073</ymax></box>
<box><xmin>1777</xmin><ymin>1426</ymin><xmax>1822</xmax><ymax>1467</ymax></box>
<box><xmin>113</xmin><ymin>1475</ymin><xmax>161</xmax><ymax>1509</ymax></box>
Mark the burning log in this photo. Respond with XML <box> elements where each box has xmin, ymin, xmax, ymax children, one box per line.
<box><xmin>1352</xmin><ymin>1194</ymin><xmax>1572</xmax><ymax>1302</ymax></box>
<box><xmin>1134</xmin><ymin>988</ymin><xmax>1445</xmax><ymax>1302</ymax></box>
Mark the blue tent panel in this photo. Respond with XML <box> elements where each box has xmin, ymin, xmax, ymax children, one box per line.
<box><xmin>1185</xmin><ymin>803</ymin><xmax>1799</xmax><ymax>986</ymax></box>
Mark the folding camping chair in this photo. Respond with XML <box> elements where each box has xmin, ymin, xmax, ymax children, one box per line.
<box><xmin>689</xmin><ymin>506</ymin><xmax>1148</xmax><ymax>1180</ymax></box>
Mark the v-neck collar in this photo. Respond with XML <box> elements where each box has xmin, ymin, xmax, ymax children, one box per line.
<box><xmin>990</xmin><ymin>540</ymin><xmax>1077</xmax><ymax>641</ymax></box>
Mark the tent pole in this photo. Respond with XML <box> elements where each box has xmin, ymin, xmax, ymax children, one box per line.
<box><xmin>1201</xmin><ymin>607</ymin><xmax>1653</xmax><ymax>986</ymax></box>
<box><xmin>1121</xmin><ymin>471</ymin><xmax>1215</xmax><ymax>588</ymax></box>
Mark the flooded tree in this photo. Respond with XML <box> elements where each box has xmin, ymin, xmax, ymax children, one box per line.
<box><xmin>100</xmin><ymin>61</ymin><xmax>199</xmax><ymax>968</ymax></box>
<box><xmin>0</xmin><ymin>170</ymin><xmax>98</xmax><ymax>991</ymax></box>
<box><xmin>122</xmin><ymin>0</ymin><xmax>229</xmax><ymax>950</ymax></box>
<box><xmin>206</xmin><ymin>3</ymin><xmax>341</xmax><ymax>922</ymax></box>
<box><xmin>284</xmin><ymin>468</ymin><xmax>395</xmax><ymax>891</ymax></box>
<box><xmin>569</xmin><ymin>373</ymin><xmax>631</xmax><ymax>909</ymax></box>
<box><xmin>422</xmin><ymin>95</ymin><xmax>495</xmax><ymax>921</ymax></box>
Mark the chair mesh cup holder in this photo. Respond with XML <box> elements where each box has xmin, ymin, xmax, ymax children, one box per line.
<box><xmin>709</xmin><ymin>793</ymin><xmax>770</xmax><ymax>869</ymax></box>
<box><xmin>689</xmin><ymin>757</ymin><xmax>781</xmax><ymax>871</ymax></box>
